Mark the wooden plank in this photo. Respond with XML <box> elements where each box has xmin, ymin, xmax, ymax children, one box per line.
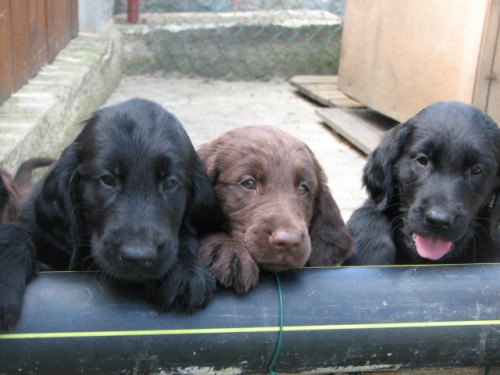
<box><xmin>46</xmin><ymin>0</ymin><xmax>76</xmax><ymax>63</ymax></box>
<box><xmin>46</xmin><ymin>0</ymin><xmax>62</xmax><ymax>63</ymax></box>
<box><xmin>290</xmin><ymin>75</ymin><xmax>364</xmax><ymax>108</ymax></box>
<box><xmin>61</xmin><ymin>0</ymin><xmax>72</xmax><ymax>47</ymax></box>
<box><xmin>486</xmin><ymin>31</ymin><xmax>500</xmax><ymax>125</ymax></box>
<box><xmin>289</xmin><ymin>75</ymin><xmax>338</xmax><ymax>86</ymax></box>
<box><xmin>0</xmin><ymin>1</ymin><xmax>13</xmax><ymax>105</ymax></box>
<box><xmin>9</xmin><ymin>0</ymin><xmax>31</xmax><ymax>91</ymax></box>
<box><xmin>317</xmin><ymin>107</ymin><xmax>397</xmax><ymax>155</ymax></box>
<box><xmin>482</xmin><ymin>0</ymin><xmax>500</xmax><ymax>124</ymax></box>
<box><xmin>70</xmin><ymin>0</ymin><xmax>78</xmax><ymax>38</ymax></box>
<box><xmin>28</xmin><ymin>0</ymin><xmax>48</xmax><ymax>78</ymax></box>
<box><xmin>473</xmin><ymin>0</ymin><xmax>500</xmax><ymax>113</ymax></box>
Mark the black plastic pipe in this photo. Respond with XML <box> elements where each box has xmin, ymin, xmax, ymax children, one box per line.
<box><xmin>1</xmin><ymin>265</ymin><xmax>499</xmax><ymax>374</ymax></box>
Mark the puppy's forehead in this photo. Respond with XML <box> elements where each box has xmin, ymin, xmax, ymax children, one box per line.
<box><xmin>213</xmin><ymin>126</ymin><xmax>318</xmax><ymax>186</ymax></box>
<box><xmin>414</xmin><ymin>101</ymin><xmax>497</xmax><ymax>134</ymax></box>
<box><xmin>80</xmin><ymin>101</ymin><xmax>194</xmax><ymax>174</ymax></box>
<box><xmin>409</xmin><ymin>102</ymin><xmax>499</xmax><ymax>164</ymax></box>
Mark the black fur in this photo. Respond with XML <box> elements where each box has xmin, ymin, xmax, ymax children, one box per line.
<box><xmin>0</xmin><ymin>98</ymin><xmax>223</xmax><ymax>330</ymax></box>
<box><xmin>346</xmin><ymin>101</ymin><xmax>500</xmax><ymax>265</ymax></box>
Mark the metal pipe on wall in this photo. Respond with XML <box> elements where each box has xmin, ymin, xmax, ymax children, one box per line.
<box><xmin>127</xmin><ymin>0</ymin><xmax>139</xmax><ymax>23</ymax></box>
<box><xmin>0</xmin><ymin>265</ymin><xmax>499</xmax><ymax>373</ymax></box>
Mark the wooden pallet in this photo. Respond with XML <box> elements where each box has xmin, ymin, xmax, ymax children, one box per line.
<box><xmin>317</xmin><ymin>107</ymin><xmax>397</xmax><ymax>155</ymax></box>
<box><xmin>290</xmin><ymin>75</ymin><xmax>397</xmax><ymax>155</ymax></box>
<box><xmin>289</xmin><ymin>75</ymin><xmax>364</xmax><ymax>108</ymax></box>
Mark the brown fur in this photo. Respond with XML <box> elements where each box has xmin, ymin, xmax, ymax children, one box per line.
<box><xmin>14</xmin><ymin>157</ymin><xmax>56</xmax><ymax>201</ymax></box>
<box><xmin>0</xmin><ymin>169</ymin><xmax>21</xmax><ymax>223</ymax></box>
<box><xmin>0</xmin><ymin>157</ymin><xmax>55</xmax><ymax>223</ymax></box>
<box><xmin>197</xmin><ymin>125</ymin><xmax>352</xmax><ymax>293</ymax></box>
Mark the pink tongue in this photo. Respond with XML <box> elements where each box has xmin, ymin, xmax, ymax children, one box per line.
<box><xmin>415</xmin><ymin>235</ymin><xmax>452</xmax><ymax>260</ymax></box>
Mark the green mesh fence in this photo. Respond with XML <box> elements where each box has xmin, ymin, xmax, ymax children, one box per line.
<box><xmin>116</xmin><ymin>0</ymin><xmax>345</xmax><ymax>80</ymax></box>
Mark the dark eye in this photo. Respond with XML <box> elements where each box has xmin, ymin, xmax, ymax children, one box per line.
<box><xmin>163</xmin><ymin>177</ymin><xmax>178</xmax><ymax>191</ymax></box>
<box><xmin>471</xmin><ymin>166</ymin><xmax>483</xmax><ymax>176</ymax></box>
<box><xmin>298</xmin><ymin>182</ymin><xmax>309</xmax><ymax>195</ymax></box>
<box><xmin>241</xmin><ymin>178</ymin><xmax>257</xmax><ymax>190</ymax></box>
<box><xmin>416</xmin><ymin>155</ymin><xmax>429</xmax><ymax>166</ymax></box>
<box><xmin>99</xmin><ymin>174</ymin><xmax>115</xmax><ymax>188</ymax></box>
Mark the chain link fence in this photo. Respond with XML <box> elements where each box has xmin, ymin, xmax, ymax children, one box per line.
<box><xmin>115</xmin><ymin>0</ymin><xmax>345</xmax><ymax>80</ymax></box>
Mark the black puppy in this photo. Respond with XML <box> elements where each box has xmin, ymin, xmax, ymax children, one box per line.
<box><xmin>0</xmin><ymin>98</ymin><xmax>223</xmax><ymax>330</ymax></box>
<box><xmin>346</xmin><ymin>101</ymin><xmax>500</xmax><ymax>265</ymax></box>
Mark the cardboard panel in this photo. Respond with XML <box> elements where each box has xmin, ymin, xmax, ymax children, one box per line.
<box><xmin>338</xmin><ymin>0</ymin><xmax>490</xmax><ymax>122</ymax></box>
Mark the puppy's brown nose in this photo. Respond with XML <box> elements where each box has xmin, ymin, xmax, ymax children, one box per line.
<box><xmin>270</xmin><ymin>230</ymin><xmax>303</xmax><ymax>250</ymax></box>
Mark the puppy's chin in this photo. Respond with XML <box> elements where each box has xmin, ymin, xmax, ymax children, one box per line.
<box><xmin>260</xmin><ymin>263</ymin><xmax>291</xmax><ymax>273</ymax></box>
<box><xmin>258</xmin><ymin>252</ymin><xmax>310</xmax><ymax>272</ymax></box>
<box><xmin>91</xmin><ymin>238</ymin><xmax>179</xmax><ymax>283</ymax></box>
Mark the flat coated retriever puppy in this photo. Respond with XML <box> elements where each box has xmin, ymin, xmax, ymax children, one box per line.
<box><xmin>0</xmin><ymin>98</ymin><xmax>222</xmax><ymax>330</ymax></box>
<box><xmin>197</xmin><ymin>125</ymin><xmax>352</xmax><ymax>293</ymax></box>
<box><xmin>346</xmin><ymin>101</ymin><xmax>500</xmax><ymax>265</ymax></box>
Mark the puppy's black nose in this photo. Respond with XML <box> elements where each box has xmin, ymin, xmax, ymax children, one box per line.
<box><xmin>425</xmin><ymin>209</ymin><xmax>455</xmax><ymax>229</ymax></box>
<box><xmin>120</xmin><ymin>244</ymin><xmax>158</xmax><ymax>267</ymax></box>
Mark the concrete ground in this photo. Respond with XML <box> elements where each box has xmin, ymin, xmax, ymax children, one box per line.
<box><xmin>102</xmin><ymin>73</ymin><xmax>368</xmax><ymax>222</ymax></box>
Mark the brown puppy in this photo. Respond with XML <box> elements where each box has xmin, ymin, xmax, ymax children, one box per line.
<box><xmin>14</xmin><ymin>157</ymin><xmax>56</xmax><ymax>202</ymax></box>
<box><xmin>0</xmin><ymin>168</ymin><xmax>20</xmax><ymax>223</ymax></box>
<box><xmin>0</xmin><ymin>158</ymin><xmax>55</xmax><ymax>223</ymax></box>
<box><xmin>197</xmin><ymin>125</ymin><xmax>352</xmax><ymax>293</ymax></box>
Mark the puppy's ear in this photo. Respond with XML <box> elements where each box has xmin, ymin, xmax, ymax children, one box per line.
<box><xmin>307</xmin><ymin>168</ymin><xmax>352</xmax><ymax>266</ymax></box>
<box><xmin>196</xmin><ymin>142</ymin><xmax>220</xmax><ymax>184</ymax></box>
<box><xmin>188</xmin><ymin>150</ymin><xmax>225</xmax><ymax>234</ymax></box>
<box><xmin>489</xmin><ymin>189</ymin><xmax>500</xmax><ymax>240</ymax></box>
<box><xmin>363</xmin><ymin>121</ymin><xmax>412</xmax><ymax>209</ymax></box>
<box><xmin>33</xmin><ymin>143</ymin><xmax>82</xmax><ymax>256</ymax></box>
<box><xmin>0</xmin><ymin>172</ymin><xmax>20</xmax><ymax>223</ymax></box>
<box><xmin>488</xmin><ymin>129</ymin><xmax>500</xmax><ymax>240</ymax></box>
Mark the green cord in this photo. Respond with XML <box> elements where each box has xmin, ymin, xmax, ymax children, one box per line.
<box><xmin>268</xmin><ymin>273</ymin><xmax>284</xmax><ymax>375</ymax></box>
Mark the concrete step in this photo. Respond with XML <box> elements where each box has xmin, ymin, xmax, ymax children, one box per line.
<box><xmin>0</xmin><ymin>22</ymin><xmax>121</xmax><ymax>172</ymax></box>
<box><xmin>115</xmin><ymin>10</ymin><xmax>342</xmax><ymax>80</ymax></box>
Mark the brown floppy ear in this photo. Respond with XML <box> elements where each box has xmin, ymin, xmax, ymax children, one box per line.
<box><xmin>0</xmin><ymin>171</ymin><xmax>21</xmax><ymax>224</ymax></box>
<box><xmin>307</xmin><ymin>167</ymin><xmax>352</xmax><ymax>266</ymax></box>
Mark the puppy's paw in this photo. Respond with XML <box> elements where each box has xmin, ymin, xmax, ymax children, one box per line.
<box><xmin>0</xmin><ymin>277</ymin><xmax>25</xmax><ymax>331</ymax></box>
<box><xmin>199</xmin><ymin>234</ymin><xmax>259</xmax><ymax>293</ymax></box>
<box><xmin>145</xmin><ymin>260</ymin><xmax>216</xmax><ymax>314</ymax></box>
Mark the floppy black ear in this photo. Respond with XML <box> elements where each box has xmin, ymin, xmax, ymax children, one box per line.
<box><xmin>307</xmin><ymin>168</ymin><xmax>353</xmax><ymax>266</ymax></box>
<box><xmin>363</xmin><ymin>121</ymin><xmax>412</xmax><ymax>209</ymax></box>
<box><xmin>487</xmin><ymin>127</ymin><xmax>500</xmax><ymax>240</ymax></box>
<box><xmin>32</xmin><ymin>143</ymin><xmax>82</xmax><ymax>267</ymax></box>
<box><xmin>490</xmin><ymin>188</ymin><xmax>500</xmax><ymax>240</ymax></box>
<box><xmin>188</xmin><ymin>151</ymin><xmax>226</xmax><ymax>234</ymax></box>
<box><xmin>307</xmin><ymin>185</ymin><xmax>353</xmax><ymax>266</ymax></box>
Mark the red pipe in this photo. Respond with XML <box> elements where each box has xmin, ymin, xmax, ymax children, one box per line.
<box><xmin>127</xmin><ymin>0</ymin><xmax>139</xmax><ymax>24</ymax></box>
